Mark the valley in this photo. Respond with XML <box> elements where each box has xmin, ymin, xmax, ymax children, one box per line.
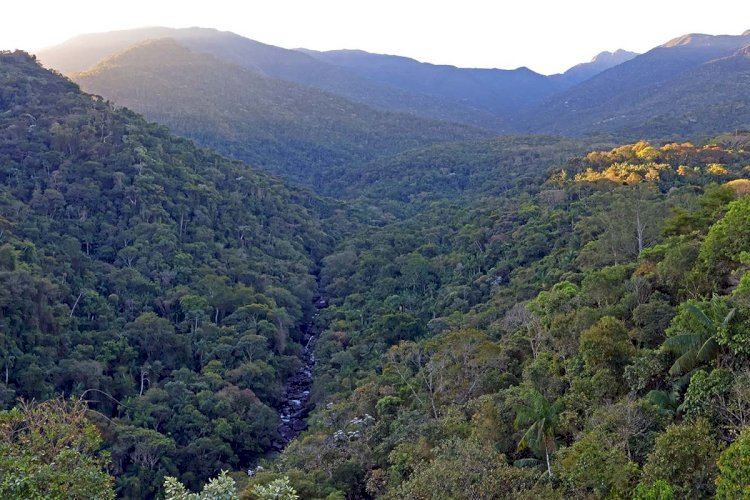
<box><xmin>2</xmin><ymin>19</ymin><xmax>750</xmax><ymax>500</ymax></box>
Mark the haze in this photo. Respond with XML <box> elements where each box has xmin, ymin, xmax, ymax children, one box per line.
<box><xmin>3</xmin><ymin>0</ymin><xmax>750</xmax><ymax>74</ymax></box>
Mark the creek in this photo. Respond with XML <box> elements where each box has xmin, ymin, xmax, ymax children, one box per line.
<box><xmin>271</xmin><ymin>295</ymin><xmax>327</xmax><ymax>451</ymax></box>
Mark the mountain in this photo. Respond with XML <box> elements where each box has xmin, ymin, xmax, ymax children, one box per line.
<box><xmin>551</xmin><ymin>49</ymin><xmax>638</xmax><ymax>86</ymax></box>
<box><xmin>34</xmin><ymin>26</ymin><xmax>179</xmax><ymax>74</ymax></box>
<box><xmin>73</xmin><ymin>38</ymin><xmax>487</xmax><ymax>190</ymax></box>
<box><xmin>0</xmin><ymin>49</ymin><xmax>340</xmax><ymax>496</ymax></box>
<box><xmin>298</xmin><ymin>48</ymin><xmax>565</xmax><ymax>118</ymax></box>
<box><xmin>518</xmin><ymin>31</ymin><xmax>750</xmax><ymax>137</ymax></box>
<box><xmin>606</xmin><ymin>44</ymin><xmax>750</xmax><ymax>138</ymax></box>
<box><xmin>38</xmin><ymin>27</ymin><xmax>635</xmax><ymax>132</ymax></box>
<box><xmin>37</xmin><ymin>27</ymin><xmax>509</xmax><ymax>130</ymax></box>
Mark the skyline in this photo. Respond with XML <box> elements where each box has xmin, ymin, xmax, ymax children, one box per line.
<box><xmin>2</xmin><ymin>0</ymin><xmax>750</xmax><ymax>74</ymax></box>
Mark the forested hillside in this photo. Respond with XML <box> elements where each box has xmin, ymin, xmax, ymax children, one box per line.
<box><xmin>298</xmin><ymin>49</ymin><xmax>566</xmax><ymax>119</ymax></box>
<box><xmin>37</xmin><ymin>27</ymin><xmax>636</xmax><ymax>133</ymax></box>
<box><xmin>37</xmin><ymin>27</ymin><xmax>511</xmax><ymax>130</ymax></box>
<box><xmin>0</xmin><ymin>50</ymin><xmax>345</xmax><ymax>497</ymax></box>
<box><xmin>73</xmin><ymin>39</ymin><xmax>486</xmax><ymax>189</ymax></box>
<box><xmin>519</xmin><ymin>32</ymin><xmax>750</xmax><ymax>138</ymax></box>
<box><xmin>245</xmin><ymin>137</ymin><xmax>750</xmax><ymax>498</ymax></box>
<box><xmin>321</xmin><ymin>135</ymin><xmax>588</xmax><ymax>211</ymax></box>
<box><xmin>7</xmin><ymin>22</ymin><xmax>750</xmax><ymax>500</ymax></box>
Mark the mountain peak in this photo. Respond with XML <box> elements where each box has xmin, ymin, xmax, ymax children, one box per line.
<box><xmin>661</xmin><ymin>33</ymin><xmax>714</xmax><ymax>48</ymax></box>
<box><xmin>590</xmin><ymin>48</ymin><xmax>637</xmax><ymax>63</ymax></box>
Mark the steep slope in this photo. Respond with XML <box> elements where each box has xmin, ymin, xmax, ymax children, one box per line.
<box><xmin>34</xmin><ymin>26</ymin><xmax>178</xmax><ymax>74</ymax></box>
<box><xmin>73</xmin><ymin>39</ymin><xmax>487</xmax><ymax>189</ymax></box>
<box><xmin>250</xmin><ymin>137</ymin><xmax>750</xmax><ymax>498</ymax></box>
<box><xmin>0</xmin><ymin>50</ymin><xmax>340</xmax><ymax>496</ymax></box>
<box><xmin>299</xmin><ymin>48</ymin><xmax>564</xmax><ymax>117</ymax></box>
<box><xmin>38</xmin><ymin>27</ymin><xmax>508</xmax><ymax>130</ymax></box>
<box><xmin>607</xmin><ymin>45</ymin><xmax>750</xmax><ymax>138</ymax></box>
<box><xmin>519</xmin><ymin>31</ymin><xmax>750</xmax><ymax>137</ymax></box>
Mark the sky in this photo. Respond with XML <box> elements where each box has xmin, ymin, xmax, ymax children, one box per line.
<box><xmin>2</xmin><ymin>0</ymin><xmax>750</xmax><ymax>74</ymax></box>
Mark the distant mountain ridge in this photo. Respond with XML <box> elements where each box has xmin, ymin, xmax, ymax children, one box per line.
<box><xmin>551</xmin><ymin>49</ymin><xmax>638</xmax><ymax>86</ymax></box>
<box><xmin>517</xmin><ymin>30</ymin><xmax>750</xmax><ymax>138</ymax></box>
<box><xmin>297</xmin><ymin>48</ymin><xmax>566</xmax><ymax>118</ymax></box>
<box><xmin>73</xmin><ymin>38</ymin><xmax>487</xmax><ymax>189</ymax></box>
<box><xmin>36</xmin><ymin>26</ymin><xmax>750</xmax><ymax>143</ymax></box>
<box><xmin>38</xmin><ymin>27</ymin><xmax>510</xmax><ymax>130</ymax></box>
<box><xmin>37</xmin><ymin>27</ymin><xmax>634</xmax><ymax>132</ymax></box>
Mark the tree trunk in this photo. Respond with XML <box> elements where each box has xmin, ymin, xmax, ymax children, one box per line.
<box><xmin>139</xmin><ymin>369</ymin><xmax>148</xmax><ymax>397</ymax></box>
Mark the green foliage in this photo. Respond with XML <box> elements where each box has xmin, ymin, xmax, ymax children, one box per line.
<box><xmin>680</xmin><ymin>369</ymin><xmax>732</xmax><ymax>422</ymax></box>
<box><xmin>395</xmin><ymin>438</ymin><xmax>538</xmax><ymax>500</ymax></box>
<box><xmin>267</xmin><ymin>139</ymin><xmax>750</xmax><ymax>497</ymax></box>
<box><xmin>74</xmin><ymin>39</ymin><xmax>486</xmax><ymax>193</ymax></box>
<box><xmin>641</xmin><ymin>420</ymin><xmax>722</xmax><ymax>498</ymax></box>
<box><xmin>7</xmin><ymin>51</ymin><xmax>750</xmax><ymax>499</ymax></box>
<box><xmin>251</xmin><ymin>478</ymin><xmax>299</xmax><ymax>500</ymax></box>
<box><xmin>661</xmin><ymin>298</ymin><xmax>736</xmax><ymax>375</ymax></box>
<box><xmin>715</xmin><ymin>427</ymin><xmax>750</xmax><ymax>499</ymax></box>
<box><xmin>0</xmin><ymin>50</ymin><xmax>338</xmax><ymax>495</ymax></box>
<box><xmin>579</xmin><ymin>316</ymin><xmax>634</xmax><ymax>374</ymax></box>
<box><xmin>164</xmin><ymin>470</ymin><xmax>239</xmax><ymax>500</ymax></box>
<box><xmin>633</xmin><ymin>480</ymin><xmax>675</xmax><ymax>500</ymax></box>
<box><xmin>699</xmin><ymin>196</ymin><xmax>750</xmax><ymax>288</ymax></box>
<box><xmin>0</xmin><ymin>398</ymin><xmax>114</xmax><ymax>499</ymax></box>
<box><xmin>555</xmin><ymin>430</ymin><xmax>638</xmax><ymax>498</ymax></box>
<box><xmin>510</xmin><ymin>387</ymin><xmax>562</xmax><ymax>475</ymax></box>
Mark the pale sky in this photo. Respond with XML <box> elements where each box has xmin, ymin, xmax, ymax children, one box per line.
<box><xmin>3</xmin><ymin>0</ymin><xmax>750</xmax><ymax>74</ymax></box>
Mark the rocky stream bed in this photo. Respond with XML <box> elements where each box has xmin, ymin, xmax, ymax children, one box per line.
<box><xmin>271</xmin><ymin>296</ymin><xmax>327</xmax><ymax>452</ymax></box>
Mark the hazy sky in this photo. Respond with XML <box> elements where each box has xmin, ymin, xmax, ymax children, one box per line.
<box><xmin>3</xmin><ymin>0</ymin><xmax>750</xmax><ymax>74</ymax></box>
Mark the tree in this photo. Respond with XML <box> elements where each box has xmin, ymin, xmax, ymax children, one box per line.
<box><xmin>0</xmin><ymin>398</ymin><xmax>114</xmax><ymax>499</ymax></box>
<box><xmin>396</xmin><ymin>438</ymin><xmax>538</xmax><ymax>500</ymax></box>
<box><xmin>662</xmin><ymin>298</ymin><xmax>735</xmax><ymax>376</ymax></box>
<box><xmin>641</xmin><ymin>420</ymin><xmax>722</xmax><ymax>498</ymax></box>
<box><xmin>699</xmin><ymin>196</ymin><xmax>750</xmax><ymax>288</ymax></box>
<box><xmin>510</xmin><ymin>387</ymin><xmax>562</xmax><ymax>476</ymax></box>
<box><xmin>164</xmin><ymin>470</ymin><xmax>239</xmax><ymax>500</ymax></box>
<box><xmin>633</xmin><ymin>480</ymin><xmax>675</xmax><ymax>500</ymax></box>
<box><xmin>251</xmin><ymin>477</ymin><xmax>299</xmax><ymax>500</ymax></box>
<box><xmin>715</xmin><ymin>427</ymin><xmax>750</xmax><ymax>498</ymax></box>
<box><xmin>555</xmin><ymin>430</ymin><xmax>638</xmax><ymax>498</ymax></box>
<box><xmin>579</xmin><ymin>316</ymin><xmax>634</xmax><ymax>375</ymax></box>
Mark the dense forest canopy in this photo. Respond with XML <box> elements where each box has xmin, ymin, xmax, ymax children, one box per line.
<box><xmin>0</xmin><ymin>50</ymin><xmax>345</xmax><ymax>497</ymax></box>
<box><xmin>4</xmin><ymin>24</ymin><xmax>750</xmax><ymax>500</ymax></box>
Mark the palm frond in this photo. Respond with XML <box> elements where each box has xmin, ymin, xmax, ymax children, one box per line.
<box><xmin>696</xmin><ymin>337</ymin><xmax>719</xmax><ymax>363</ymax></box>
<box><xmin>645</xmin><ymin>390</ymin><xmax>677</xmax><ymax>411</ymax></box>
<box><xmin>686</xmin><ymin>302</ymin><xmax>713</xmax><ymax>330</ymax></box>
<box><xmin>663</xmin><ymin>333</ymin><xmax>703</xmax><ymax>355</ymax></box>
<box><xmin>722</xmin><ymin>308</ymin><xmax>736</xmax><ymax>329</ymax></box>
<box><xmin>669</xmin><ymin>349</ymin><xmax>699</xmax><ymax>376</ymax></box>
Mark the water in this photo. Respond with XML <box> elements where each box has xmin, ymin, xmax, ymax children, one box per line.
<box><xmin>271</xmin><ymin>297</ymin><xmax>326</xmax><ymax>451</ymax></box>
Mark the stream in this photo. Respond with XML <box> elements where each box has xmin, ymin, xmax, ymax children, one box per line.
<box><xmin>271</xmin><ymin>295</ymin><xmax>327</xmax><ymax>452</ymax></box>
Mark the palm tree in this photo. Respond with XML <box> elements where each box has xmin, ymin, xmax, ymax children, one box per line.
<box><xmin>662</xmin><ymin>298</ymin><xmax>735</xmax><ymax>376</ymax></box>
<box><xmin>513</xmin><ymin>388</ymin><xmax>561</xmax><ymax>477</ymax></box>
